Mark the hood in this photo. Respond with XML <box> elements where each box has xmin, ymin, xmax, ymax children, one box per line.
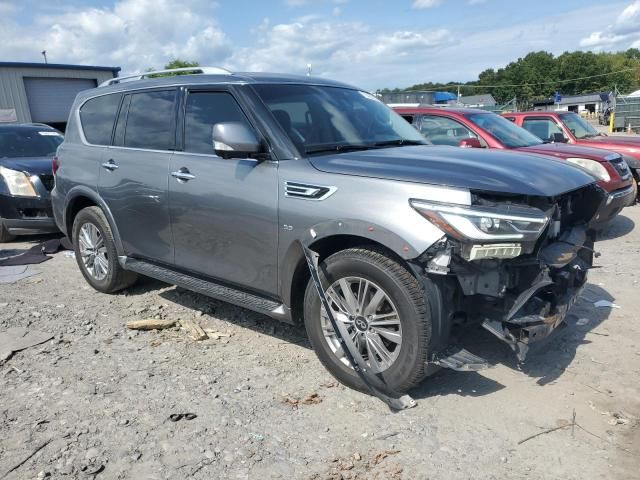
<box><xmin>0</xmin><ymin>156</ymin><xmax>54</xmax><ymax>176</ymax></box>
<box><xmin>582</xmin><ymin>135</ymin><xmax>640</xmax><ymax>147</ymax></box>
<box><xmin>517</xmin><ymin>142</ymin><xmax>614</xmax><ymax>161</ymax></box>
<box><xmin>309</xmin><ymin>145</ymin><xmax>596</xmax><ymax>197</ymax></box>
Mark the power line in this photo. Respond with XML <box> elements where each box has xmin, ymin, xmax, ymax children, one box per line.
<box><xmin>406</xmin><ymin>67</ymin><xmax>638</xmax><ymax>91</ymax></box>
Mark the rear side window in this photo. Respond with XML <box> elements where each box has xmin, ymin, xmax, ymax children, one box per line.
<box><xmin>184</xmin><ymin>91</ymin><xmax>253</xmax><ymax>155</ymax></box>
<box><xmin>79</xmin><ymin>93</ymin><xmax>122</xmax><ymax>145</ymax></box>
<box><xmin>124</xmin><ymin>90</ymin><xmax>177</xmax><ymax>150</ymax></box>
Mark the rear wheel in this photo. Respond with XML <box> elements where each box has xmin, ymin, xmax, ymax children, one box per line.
<box><xmin>0</xmin><ymin>220</ymin><xmax>16</xmax><ymax>242</ymax></box>
<box><xmin>303</xmin><ymin>247</ymin><xmax>432</xmax><ymax>393</ymax></box>
<box><xmin>72</xmin><ymin>206</ymin><xmax>137</xmax><ymax>293</ymax></box>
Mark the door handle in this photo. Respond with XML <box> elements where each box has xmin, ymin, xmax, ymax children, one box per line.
<box><xmin>101</xmin><ymin>159</ymin><xmax>119</xmax><ymax>171</ymax></box>
<box><xmin>171</xmin><ymin>168</ymin><xmax>195</xmax><ymax>182</ymax></box>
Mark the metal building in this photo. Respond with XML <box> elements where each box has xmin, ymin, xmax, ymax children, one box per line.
<box><xmin>0</xmin><ymin>62</ymin><xmax>120</xmax><ymax>131</ymax></box>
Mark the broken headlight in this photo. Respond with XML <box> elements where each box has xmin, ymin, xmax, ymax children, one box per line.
<box><xmin>410</xmin><ymin>200</ymin><xmax>548</xmax><ymax>242</ymax></box>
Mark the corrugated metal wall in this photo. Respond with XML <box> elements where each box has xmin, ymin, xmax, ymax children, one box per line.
<box><xmin>0</xmin><ymin>66</ymin><xmax>115</xmax><ymax>123</ymax></box>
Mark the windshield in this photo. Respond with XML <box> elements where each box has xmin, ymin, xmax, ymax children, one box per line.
<box><xmin>465</xmin><ymin>113</ymin><xmax>543</xmax><ymax>148</ymax></box>
<box><xmin>559</xmin><ymin>112</ymin><xmax>600</xmax><ymax>139</ymax></box>
<box><xmin>253</xmin><ymin>84</ymin><xmax>427</xmax><ymax>155</ymax></box>
<box><xmin>0</xmin><ymin>129</ymin><xmax>63</xmax><ymax>158</ymax></box>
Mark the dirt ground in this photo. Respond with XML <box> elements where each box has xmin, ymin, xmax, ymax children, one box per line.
<box><xmin>1</xmin><ymin>208</ymin><xmax>639</xmax><ymax>480</ymax></box>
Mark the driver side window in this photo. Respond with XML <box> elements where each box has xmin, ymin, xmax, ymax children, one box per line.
<box><xmin>522</xmin><ymin>117</ymin><xmax>564</xmax><ymax>143</ymax></box>
<box><xmin>417</xmin><ymin>115</ymin><xmax>478</xmax><ymax>146</ymax></box>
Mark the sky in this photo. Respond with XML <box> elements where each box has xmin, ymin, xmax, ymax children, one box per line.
<box><xmin>1</xmin><ymin>0</ymin><xmax>639</xmax><ymax>90</ymax></box>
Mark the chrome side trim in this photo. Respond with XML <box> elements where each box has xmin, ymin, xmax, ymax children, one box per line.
<box><xmin>284</xmin><ymin>181</ymin><xmax>337</xmax><ymax>201</ymax></box>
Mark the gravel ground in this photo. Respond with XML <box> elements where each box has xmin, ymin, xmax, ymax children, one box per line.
<box><xmin>1</xmin><ymin>208</ymin><xmax>639</xmax><ymax>480</ymax></box>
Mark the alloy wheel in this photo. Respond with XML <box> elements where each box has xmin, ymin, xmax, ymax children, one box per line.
<box><xmin>78</xmin><ymin>223</ymin><xmax>109</xmax><ymax>281</ymax></box>
<box><xmin>321</xmin><ymin>276</ymin><xmax>402</xmax><ymax>372</ymax></box>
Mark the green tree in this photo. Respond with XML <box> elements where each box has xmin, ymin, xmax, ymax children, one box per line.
<box><xmin>398</xmin><ymin>48</ymin><xmax>640</xmax><ymax>104</ymax></box>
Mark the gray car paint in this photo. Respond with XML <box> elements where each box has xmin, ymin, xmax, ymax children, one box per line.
<box><xmin>53</xmin><ymin>72</ymin><xmax>597</xmax><ymax>322</ymax></box>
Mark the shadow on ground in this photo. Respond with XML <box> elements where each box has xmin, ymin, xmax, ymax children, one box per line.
<box><xmin>125</xmin><ymin>274</ymin><xmax>615</xmax><ymax>401</ymax></box>
<box><xmin>411</xmin><ymin>283</ymin><xmax>615</xmax><ymax>399</ymax></box>
<box><xmin>597</xmin><ymin>213</ymin><xmax>635</xmax><ymax>241</ymax></box>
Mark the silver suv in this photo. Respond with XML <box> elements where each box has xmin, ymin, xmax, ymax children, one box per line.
<box><xmin>52</xmin><ymin>67</ymin><xmax>604</xmax><ymax>399</ymax></box>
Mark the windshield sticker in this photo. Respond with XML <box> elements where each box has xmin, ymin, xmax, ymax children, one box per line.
<box><xmin>38</xmin><ymin>131</ymin><xmax>62</xmax><ymax>136</ymax></box>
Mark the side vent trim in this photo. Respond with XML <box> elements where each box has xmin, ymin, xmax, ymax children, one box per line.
<box><xmin>284</xmin><ymin>181</ymin><xmax>337</xmax><ymax>201</ymax></box>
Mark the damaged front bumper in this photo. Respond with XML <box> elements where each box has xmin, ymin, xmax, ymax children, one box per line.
<box><xmin>427</xmin><ymin>224</ymin><xmax>595</xmax><ymax>366</ymax></box>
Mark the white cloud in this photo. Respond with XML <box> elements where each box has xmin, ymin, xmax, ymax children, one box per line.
<box><xmin>412</xmin><ymin>0</ymin><xmax>442</xmax><ymax>8</ymax></box>
<box><xmin>0</xmin><ymin>0</ymin><xmax>631</xmax><ymax>90</ymax></box>
<box><xmin>0</xmin><ymin>0</ymin><xmax>230</xmax><ymax>71</ymax></box>
<box><xmin>227</xmin><ymin>16</ymin><xmax>452</xmax><ymax>86</ymax></box>
<box><xmin>579</xmin><ymin>0</ymin><xmax>640</xmax><ymax>49</ymax></box>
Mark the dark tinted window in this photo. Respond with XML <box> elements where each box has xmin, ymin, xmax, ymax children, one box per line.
<box><xmin>79</xmin><ymin>93</ymin><xmax>121</xmax><ymax>145</ymax></box>
<box><xmin>124</xmin><ymin>90</ymin><xmax>177</xmax><ymax>150</ymax></box>
<box><xmin>184</xmin><ymin>92</ymin><xmax>252</xmax><ymax>155</ymax></box>
<box><xmin>0</xmin><ymin>128</ymin><xmax>63</xmax><ymax>158</ymax></box>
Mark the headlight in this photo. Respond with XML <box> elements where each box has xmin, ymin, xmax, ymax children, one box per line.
<box><xmin>410</xmin><ymin>200</ymin><xmax>548</xmax><ymax>242</ymax></box>
<box><xmin>0</xmin><ymin>166</ymin><xmax>38</xmax><ymax>197</ymax></box>
<box><xmin>565</xmin><ymin>158</ymin><xmax>611</xmax><ymax>182</ymax></box>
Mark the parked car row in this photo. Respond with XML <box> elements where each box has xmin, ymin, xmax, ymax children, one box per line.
<box><xmin>392</xmin><ymin>106</ymin><xmax>637</xmax><ymax>228</ymax></box>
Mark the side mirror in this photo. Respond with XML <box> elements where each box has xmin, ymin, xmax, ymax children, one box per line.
<box><xmin>552</xmin><ymin>132</ymin><xmax>568</xmax><ymax>143</ymax></box>
<box><xmin>212</xmin><ymin>122</ymin><xmax>263</xmax><ymax>158</ymax></box>
<box><xmin>458</xmin><ymin>137</ymin><xmax>482</xmax><ymax>149</ymax></box>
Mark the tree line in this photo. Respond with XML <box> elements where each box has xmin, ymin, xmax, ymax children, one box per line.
<box><xmin>382</xmin><ymin>49</ymin><xmax>640</xmax><ymax>106</ymax></box>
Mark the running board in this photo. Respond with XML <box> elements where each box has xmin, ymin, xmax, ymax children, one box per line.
<box><xmin>122</xmin><ymin>258</ymin><xmax>288</xmax><ymax>319</ymax></box>
<box><xmin>432</xmin><ymin>346</ymin><xmax>489</xmax><ymax>372</ymax></box>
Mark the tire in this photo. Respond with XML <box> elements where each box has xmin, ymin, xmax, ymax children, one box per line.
<box><xmin>0</xmin><ymin>220</ymin><xmax>16</xmax><ymax>242</ymax></box>
<box><xmin>72</xmin><ymin>206</ymin><xmax>137</xmax><ymax>293</ymax></box>
<box><xmin>303</xmin><ymin>247</ymin><xmax>431</xmax><ymax>393</ymax></box>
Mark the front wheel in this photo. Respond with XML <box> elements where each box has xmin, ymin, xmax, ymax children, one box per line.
<box><xmin>303</xmin><ymin>247</ymin><xmax>432</xmax><ymax>393</ymax></box>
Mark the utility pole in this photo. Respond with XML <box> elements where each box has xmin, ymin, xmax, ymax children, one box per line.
<box><xmin>41</xmin><ymin>50</ymin><xmax>47</xmax><ymax>64</ymax></box>
<box><xmin>306</xmin><ymin>64</ymin><xmax>312</xmax><ymax>76</ymax></box>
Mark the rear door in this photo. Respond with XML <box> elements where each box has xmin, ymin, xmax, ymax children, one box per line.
<box><xmin>168</xmin><ymin>88</ymin><xmax>279</xmax><ymax>295</ymax></box>
<box><xmin>98</xmin><ymin>89</ymin><xmax>177</xmax><ymax>264</ymax></box>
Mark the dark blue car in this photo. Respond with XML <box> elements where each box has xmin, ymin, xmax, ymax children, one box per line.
<box><xmin>0</xmin><ymin>124</ymin><xmax>62</xmax><ymax>241</ymax></box>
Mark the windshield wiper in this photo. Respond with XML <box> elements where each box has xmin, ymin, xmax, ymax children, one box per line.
<box><xmin>304</xmin><ymin>144</ymin><xmax>373</xmax><ymax>155</ymax></box>
<box><xmin>372</xmin><ymin>139</ymin><xmax>427</xmax><ymax>148</ymax></box>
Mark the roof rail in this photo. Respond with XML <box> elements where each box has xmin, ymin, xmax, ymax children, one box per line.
<box><xmin>99</xmin><ymin>66</ymin><xmax>233</xmax><ymax>87</ymax></box>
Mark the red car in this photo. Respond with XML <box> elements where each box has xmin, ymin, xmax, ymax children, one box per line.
<box><xmin>393</xmin><ymin>106</ymin><xmax>636</xmax><ymax>227</ymax></box>
<box><xmin>503</xmin><ymin>111</ymin><xmax>640</xmax><ymax>184</ymax></box>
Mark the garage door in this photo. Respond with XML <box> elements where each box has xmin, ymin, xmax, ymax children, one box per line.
<box><xmin>23</xmin><ymin>77</ymin><xmax>97</xmax><ymax>123</ymax></box>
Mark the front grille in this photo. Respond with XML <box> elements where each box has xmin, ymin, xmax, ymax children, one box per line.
<box><xmin>39</xmin><ymin>174</ymin><xmax>55</xmax><ymax>191</ymax></box>
<box><xmin>609</xmin><ymin>157</ymin><xmax>630</xmax><ymax>179</ymax></box>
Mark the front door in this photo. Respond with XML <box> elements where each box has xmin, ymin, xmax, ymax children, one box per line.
<box><xmin>98</xmin><ymin>89</ymin><xmax>178</xmax><ymax>264</ymax></box>
<box><xmin>168</xmin><ymin>89</ymin><xmax>279</xmax><ymax>296</ymax></box>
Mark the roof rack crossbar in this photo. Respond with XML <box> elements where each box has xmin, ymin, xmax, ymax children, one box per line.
<box><xmin>99</xmin><ymin>66</ymin><xmax>233</xmax><ymax>87</ymax></box>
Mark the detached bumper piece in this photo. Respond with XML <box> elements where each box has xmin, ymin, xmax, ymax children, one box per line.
<box><xmin>301</xmin><ymin>244</ymin><xmax>416</xmax><ymax>411</ymax></box>
<box><xmin>433</xmin><ymin>345</ymin><xmax>489</xmax><ymax>372</ymax></box>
